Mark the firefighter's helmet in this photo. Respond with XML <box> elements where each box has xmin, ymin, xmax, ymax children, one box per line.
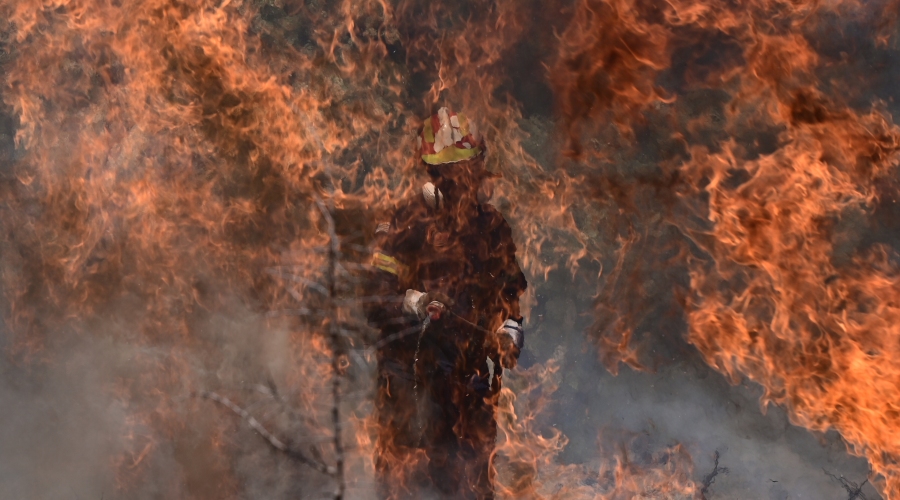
<box><xmin>417</xmin><ymin>107</ymin><xmax>484</xmax><ymax>165</ymax></box>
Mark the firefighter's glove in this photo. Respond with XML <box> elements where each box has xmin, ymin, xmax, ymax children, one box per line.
<box><xmin>402</xmin><ymin>289</ymin><xmax>453</xmax><ymax>322</ymax></box>
<box><xmin>497</xmin><ymin>319</ymin><xmax>525</xmax><ymax>369</ymax></box>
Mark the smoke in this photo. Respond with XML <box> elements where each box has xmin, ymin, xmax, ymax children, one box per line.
<box><xmin>0</xmin><ymin>332</ymin><xmax>126</xmax><ymax>499</ymax></box>
<box><xmin>0</xmin><ymin>251</ymin><xmax>878</xmax><ymax>499</ymax></box>
<box><xmin>524</xmin><ymin>284</ymin><xmax>878</xmax><ymax>498</ymax></box>
<box><xmin>0</xmin><ymin>249</ymin><xmax>353</xmax><ymax>500</ymax></box>
<box><xmin>1</xmin><ymin>0</ymin><xmax>899</xmax><ymax>498</ymax></box>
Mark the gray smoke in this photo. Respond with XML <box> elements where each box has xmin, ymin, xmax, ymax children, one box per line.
<box><xmin>521</xmin><ymin>275</ymin><xmax>879</xmax><ymax>499</ymax></box>
<box><xmin>0</xmin><ymin>298</ymin><xmax>347</xmax><ymax>499</ymax></box>
<box><xmin>0</xmin><ymin>267</ymin><xmax>880</xmax><ymax>499</ymax></box>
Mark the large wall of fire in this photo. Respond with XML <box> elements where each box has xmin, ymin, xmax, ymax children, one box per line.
<box><xmin>1</xmin><ymin>0</ymin><xmax>899</xmax><ymax>498</ymax></box>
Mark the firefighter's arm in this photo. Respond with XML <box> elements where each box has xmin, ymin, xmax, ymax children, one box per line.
<box><xmin>365</xmin><ymin>213</ymin><xmax>447</xmax><ymax>326</ymax></box>
<box><xmin>496</xmin><ymin>318</ymin><xmax>525</xmax><ymax>368</ymax></box>
<box><xmin>494</xmin><ymin>216</ymin><xmax>528</xmax><ymax>368</ymax></box>
<box><xmin>363</xmin><ymin>215</ymin><xmax>415</xmax><ymax>328</ymax></box>
<box><xmin>364</xmin><ymin>248</ymin><xmax>406</xmax><ymax>327</ymax></box>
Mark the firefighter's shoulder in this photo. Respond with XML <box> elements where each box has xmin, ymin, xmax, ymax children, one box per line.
<box><xmin>477</xmin><ymin>202</ymin><xmax>515</xmax><ymax>235</ymax></box>
<box><xmin>373</xmin><ymin>192</ymin><xmax>430</xmax><ymax>235</ymax></box>
<box><xmin>370</xmin><ymin>193</ymin><xmax>429</xmax><ymax>276</ymax></box>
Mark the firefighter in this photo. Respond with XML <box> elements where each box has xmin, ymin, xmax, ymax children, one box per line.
<box><xmin>364</xmin><ymin>107</ymin><xmax>527</xmax><ymax>499</ymax></box>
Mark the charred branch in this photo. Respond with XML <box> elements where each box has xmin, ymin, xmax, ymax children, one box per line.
<box><xmin>200</xmin><ymin>391</ymin><xmax>336</xmax><ymax>476</ymax></box>
<box><xmin>823</xmin><ymin>469</ymin><xmax>869</xmax><ymax>500</ymax></box>
<box><xmin>265</xmin><ymin>268</ymin><xmax>330</xmax><ymax>296</ymax></box>
<box><xmin>315</xmin><ymin>195</ymin><xmax>347</xmax><ymax>500</ymax></box>
<box><xmin>252</xmin><ymin>381</ymin><xmax>320</xmax><ymax>430</ymax></box>
<box><xmin>700</xmin><ymin>450</ymin><xmax>729</xmax><ymax>500</ymax></box>
<box><xmin>266</xmin><ymin>308</ymin><xmax>320</xmax><ymax>318</ymax></box>
<box><xmin>368</xmin><ymin>324</ymin><xmax>429</xmax><ymax>351</ymax></box>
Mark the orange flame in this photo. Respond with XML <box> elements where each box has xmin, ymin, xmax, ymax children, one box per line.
<box><xmin>4</xmin><ymin>0</ymin><xmax>900</xmax><ymax>497</ymax></box>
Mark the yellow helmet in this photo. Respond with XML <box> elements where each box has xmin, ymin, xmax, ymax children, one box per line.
<box><xmin>417</xmin><ymin>107</ymin><xmax>484</xmax><ymax>165</ymax></box>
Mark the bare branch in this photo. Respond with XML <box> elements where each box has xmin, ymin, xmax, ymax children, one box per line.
<box><xmin>700</xmin><ymin>450</ymin><xmax>729</xmax><ymax>499</ymax></box>
<box><xmin>314</xmin><ymin>196</ymin><xmax>347</xmax><ymax>500</ymax></box>
<box><xmin>282</xmin><ymin>246</ymin><xmax>329</xmax><ymax>255</ymax></box>
<box><xmin>348</xmin><ymin>349</ymin><xmax>371</xmax><ymax>369</ymax></box>
<box><xmin>252</xmin><ymin>381</ymin><xmax>319</xmax><ymax>429</ymax></box>
<box><xmin>265</xmin><ymin>308</ymin><xmax>321</xmax><ymax>318</ymax></box>
<box><xmin>314</xmin><ymin>197</ymin><xmax>340</xmax><ymax>256</ymax></box>
<box><xmin>339</xmin><ymin>318</ymin><xmax>380</xmax><ymax>333</ymax></box>
<box><xmin>823</xmin><ymin>469</ymin><xmax>870</xmax><ymax>500</ymax></box>
<box><xmin>200</xmin><ymin>391</ymin><xmax>336</xmax><ymax>476</ymax></box>
<box><xmin>266</xmin><ymin>268</ymin><xmax>330</xmax><ymax>296</ymax></box>
<box><xmin>368</xmin><ymin>324</ymin><xmax>426</xmax><ymax>351</ymax></box>
<box><xmin>336</xmin><ymin>296</ymin><xmax>404</xmax><ymax>305</ymax></box>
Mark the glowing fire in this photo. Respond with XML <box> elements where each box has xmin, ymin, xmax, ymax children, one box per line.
<box><xmin>1</xmin><ymin>0</ymin><xmax>900</xmax><ymax>498</ymax></box>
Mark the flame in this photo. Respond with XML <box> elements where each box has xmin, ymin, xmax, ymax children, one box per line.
<box><xmin>0</xmin><ymin>0</ymin><xmax>399</xmax><ymax>492</ymax></box>
<box><xmin>3</xmin><ymin>0</ymin><xmax>900</xmax><ymax>498</ymax></box>
<box><xmin>572</xmin><ymin>0</ymin><xmax>900</xmax><ymax>496</ymax></box>
<box><xmin>492</xmin><ymin>350</ymin><xmax>699</xmax><ymax>499</ymax></box>
<box><xmin>680</xmin><ymin>94</ymin><xmax>900</xmax><ymax>494</ymax></box>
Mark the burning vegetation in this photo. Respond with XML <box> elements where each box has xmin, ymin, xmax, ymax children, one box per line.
<box><xmin>0</xmin><ymin>0</ymin><xmax>899</xmax><ymax>498</ymax></box>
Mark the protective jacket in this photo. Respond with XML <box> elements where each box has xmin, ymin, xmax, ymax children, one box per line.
<box><xmin>365</xmin><ymin>181</ymin><xmax>527</xmax><ymax>499</ymax></box>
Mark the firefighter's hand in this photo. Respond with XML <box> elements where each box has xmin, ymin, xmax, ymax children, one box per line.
<box><xmin>402</xmin><ymin>290</ymin><xmax>454</xmax><ymax>321</ymax></box>
<box><xmin>497</xmin><ymin>319</ymin><xmax>524</xmax><ymax>369</ymax></box>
